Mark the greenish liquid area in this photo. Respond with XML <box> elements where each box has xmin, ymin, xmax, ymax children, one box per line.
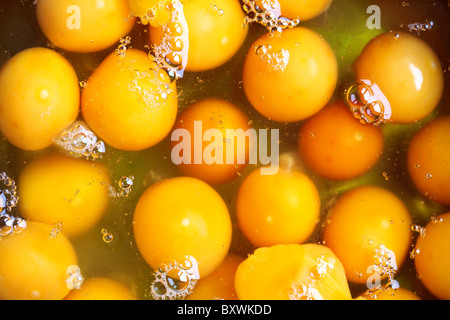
<box><xmin>0</xmin><ymin>0</ymin><xmax>449</xmax><ymax>300</ymax></box>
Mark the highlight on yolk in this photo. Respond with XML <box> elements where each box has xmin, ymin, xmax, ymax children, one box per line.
<box><xmin>0</xmin><ymin>47</ymin><xmax>79</xmax><ymax>151</ymax></box>
<box><xmin>18</xmin><ymin>153</ymin><xmax>110</xmax><ymax>238</ymax></box>
<box><xmin>186</xmin><ymin>253</ymin><xmax>244</xmax><ymax>300</ymax></box>
<box><xmin>414</xmin><ymin>212</ymin><xmax>450</xmax><ymax>300</ymax></box>
<box><xmin>278</xmin><ymin>0</ymin><xmax>333</xmax><ymax>21</ymax></box>
<box><xmin>298</xmin><ymin>100</ymin><xmax>384</xmax><ymax>180</ymax></box>
<box><xmin>353</xmin><ymin>31</ymin><xmax>444</xmax><ymax>124</ymax></box>
<box><xmin>321</xmin><ymin>185</ymin><xmax>412</xmax><ymax>284</ymax></box>
<box><xmin>133</xmin><ymin>176</ymin><xmax>232</xmax><ymax>278</ymax></box>
<box><xmin>234</xmin><ymin>243</ymin><xmax>352</xmax><ymax>300</ymax></box>
<box><xmin>36</xmin><ymin>0</ymin><xmax>135</xmax><ymax>53</ymax></box>
<box><xmin>236</xmin><ymin>167</ymin><xmax>320</xmax><ymax>248</ymax></box>
<box><xmin>407</xmin><ymin>116</ymin><xmax>450</xmax><ymax>206</ymax></box>
<box><xmin>64</xmin><ymin>277</ymin><xmax>137</xmax><ymax>300</ymax></box>
<box><xmin>243</xmin><ymin>27</ymin><xmax>338</xmax><ymax>123</ymax></box>
<box><xmin>0</xmin><ymin>221</ymin><xmax>78</xmax><ymax>300</ymax></box>
<box><xmin>171</xmin><ymin>98</ymin><xmax>252</xmax><ymax>185</ymax></box>
<box><xmin>81</xmin><ymin>48</ymin><xmax>178</xmax><ymax>151</ymax></box>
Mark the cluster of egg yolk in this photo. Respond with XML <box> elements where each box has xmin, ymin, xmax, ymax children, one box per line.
<box><xmin>0</xmin><ymin>0</ymin><xmax>447</xmax><ymax>300</ymax></box>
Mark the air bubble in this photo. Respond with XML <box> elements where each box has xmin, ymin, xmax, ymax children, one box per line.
<box><xmin>116</xmin><ymin>36</ymin><xmax>132</xmax><ymax>57</ymax></box>
<box><xmin>254</xmin><ymin>44</ymin><xmax>290</xmax><ymax>72</ymax></box>
<box><xmin>366</xmin><ymin>244</ymin><xmax>398</xmax><ymax>295</ymax></box>
<box><xmin>345</xmin><ymin>79</ymin><xmax>392</xmax><ymax>126</ymax></box>
<box><xmin>0</xmin><ymin>172</ymin><xmax>19</xmax><ymax>213</ymax></box>
<box><xmin>407</xmin><ymin>19</ymin><xmax>434</xmax><ymax>35</ymax></box>
<box><xmin>65</xmin><ymin>265</ymin><xmax>84</xmax><ymax>290</ymax></box>
<box><xmin>128</xmin><ymin>67</ymin><xmax>174</xmax><ymax>106</ymax></box>
<box><xmin>101</xmin><ymin>228</ymin><xmax>114</xmax><ymax>243</ymax></box>
<box><xmin>150</xmin><ymin>0</ymin><xmax>189</xmax><ymax>81</ymax></box>
<box><xmin>54</xmin><ymin>121</ymin><xmax>106</xmax><ymax>160</ymax></box>
<box><xmin>289</xmin><ymin>283</ymin><xmax>324</xmax><ymax>300</ymax></box>
<box><xmin>108</xmin><ymin>175</ymin><xmax>134</xmax><ymax>199</ymax></box>
<box><xmin>242</xmin><ymin>0</ymin><xmax>300</xmax><ymax>36</ymax></box>
<box><xmin>49</xmin><ymin>221</ymin><xmax>63</xmax><ymax>239</ymax></box>
<box><xmin>411</xmin><ymin>224</ymin><xmax>426</xmax><ymax>236</ymax></box>
<box><xmin>149</xmin><ymin>255</ymin><xmax>199</xmax><ymax>300</ymax></box>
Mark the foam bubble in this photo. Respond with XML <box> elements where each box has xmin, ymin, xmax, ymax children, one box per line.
<box><xmin>108</xmin><ymin>176</ymin><xmax>134</xmax><ymax>199</ymax></box>
<box><xmin>345</xmin><ymin>79</ymin><xmax>392</xmax><ymax>125</ymax></box>
<box><xmin>65</xmin><ymin>265</ymin><xmax>84</xmax><ymax>290</ymax></box>
<box><xmin>149</xmin><ymin>0</ymin><xmax>189</xmax><ymax>81</ymax></box>
<box><xmin>54</xmin><ymin>121</ymin><xmax>106</xmax><ymax>160</ymax></box>
<box><xmin>149</xmin><ymin>255</ymin><xmax>199</xmax><ymax>300</ymax></box>
<box><xmin>242</xmin><ymin>0</ymin><xmax>300</xmax><ymax>36</ymax></box>
<box><xmin>254</xmin><ymin>44</ymin><xmax>290</xmax><ymax>72</ymax></box>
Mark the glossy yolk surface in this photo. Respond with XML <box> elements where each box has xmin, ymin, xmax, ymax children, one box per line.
<box><xmin>36</xmin><ymin>0</ymin><xmax>135</xmax><ymax>53</ymax></box>
<box><xmin>322</xmin><ymin>185</ymin><xmax>412</xmax><ymax>284</ymax></box>
<box><xmin>81</xmin><ymin>48</ymin><xmax>178</xmax><ymax>151</ymax></box>
<box><xmin>354</xmin><ymin>31</ymin><xmax>444</xmax><ymax>124</ymax></box>
<box><xmin>133</xmin><ymin>176</ymin><xmax>232</xmax><ymax>278</ymax></box>
<box><xmin>0</xmin><ymin>47</ymin><xmax>79</xmax><ymax>151</ymax></box>
<box><xmin>0</xmin><ymin>221</ymin><xmax>78</xmax><ymax>300</ymax></box>
<box><xmin>298</xmin><ymin>101</ymin><xmax>384</xmax><ymax>180</ymax></box>
<box><xmin>171</xmin><ymin>98</ymin><xmax>252</xmax><ymax>185</ymax></box>
<box><xmin>243</xmin><ymin>27</ymin><xmax>338</xmax><ymax>123</ymax></box>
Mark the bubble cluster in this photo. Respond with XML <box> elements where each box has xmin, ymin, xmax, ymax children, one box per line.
<box><xmin>149</xmin><ymin>0</ymin><xmax>189</xmax><ymax>81</ymax></box>
<box><xmin>0</xmin><ymin>213</ymin><xmax>27</xmax><ymax>240</ymax></box>
<box><xmin>365</xmin><ymin>244</ymin><xmax>399</xmax><ymax>298</ymax></box>
<box><xmin>254</xmin><ymin>44</ymin><xmax>290</xmax><ymax>72</ymax></box>
<box><xmin>115</xmin><ymin>36</ymin><xmax>132</xmax><ymax>57</ymax></box>
<box><xmin>54</xmin><ymin>121</ymin><xmax>106</xmax><ymax>160</ymax></box>
<box><xmin>288</xmin><ymin>255</ymin><xmax>335</xmax><ymax>300</ymax></box>
<box><xmin>101</xmin><ymin>228</ymin><xmax>114</xmax><ymax>243</ymax></box>
<box><xmin>404</xmin><ymin>20</ymin><xmax>434</xmax><ymax>35</ymax></box>
<box><xmin>65</xmin><ymin>265</ymin><xmax>84</xmax><ymax>290</ymax></box>
<box><xmin>149</xmin><ymin>255</ymin><xmax>200</xmax><ymax>300</ymax></box>
<box><xmin>108</xmin><ymin>176</ymin><xmax>134</xmax><ymax>199</ymax></box>
<box><xmin>0</xmin><ymin>171</ymin><xmax>19</xmax><ymax>213</ymax></box>
<box><xmin>135</xmin><ymin>0</ymin><xmax>174</xmax><ymax>27</ymax></box>
<box><xmin>48</xmin><ymin>221</ymin><xmax>63</xmax><ymax>239</ymax></box>
<box><xmin>345</xmin><ymin>79</ymin><xmax>392</xmax><ymax>126</ymax></box>
<box><xmin>411</xmin><ymin>224</ymin><xmax>426</xmax><ymax>237</ymax></box>
<box><xmin>242</xmin><ymin>0</ymin><xmax>300</xmax><ymax>36</ymax></box>
<box><xmin>210</xmin><ymin>3</ymin><xmax>224</xmax><ymax>16</ymax></box>
<box><xmin>128</xmin><ymin>68</ymin><xmax>174</xmax><ymax>106</ymax></box>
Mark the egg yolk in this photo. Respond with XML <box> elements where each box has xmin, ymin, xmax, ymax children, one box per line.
<box><xmin>414</xmin><ymin>212</ymin><xmax>450</xmax><ymax>300</ymax></box>
<box><xmin>298</xmin><ymin>101</ymin><xmax>384</xmax><ymax>180</ymax></box>
<box><xmin>353</xmin><ymin>31</ymin><xmax>444</xmax><ymax>124</ymax></box>
<box><xmin>0</xmin><ymin>47</ymin><xmax>79</xmax><ymax>151</ymax></box>
<box><xmin>243</xmin><ymin>27</ymin><xmax>338</xmax><ymax>123</ymax></box>
<box><xmin>236</xmin><ymin>167</ymin><xmax>320</xmax><ymax>247</ymax></box>
<box><xmin>0</xmin><ymin>221</ymin><xmax>78</xmax><ymax>300</ymax></box>
<box><xmin>18</xmin><ymin>153</ymin><xmax>110</xmax><ymax>238</ymax></box>
<box><xmin>322</xmin><ymin>185</ymin><xmax>412</xmax><ymax>284</ymax></box>
<box><xmin>133</xmin><ymin>176</ymin><xmax>232</xmax><ymax>278</ymax></box>
<box><xmin>407</xmin><ymin>116</ymin><xmax>450</xmax><ymax>206</ymax></box>
<box><xmin>278</xmin><ymin>0</ymin><xmax>333</xmax><ymax>21</ymax></box>
<box><xmin>234</xmin><ymin>243</ymin><xmax>352</xmax><ymax>300</ymax></box>
<box><xmin>64</xmin><ymin>277</ymin><xmax>137</xmax><ymax>300</ymax></box>
<box><xmin>186</xmin><ymin>253</ymin><xmax>244</xmax><ymax>300</ymax></box>
<box><xmin>171</xmin><ymin>98</ymin><xmax>252</xmax><ymax>185</ymax></box>
<box><xmin>81</xmin><ymin>48</ymin><xmax>178</xmax><ymax>151</ymax></box>
<box><xmin>149</xmin><ymin>0</ymin><xmax>248</xmax><ymax>72</ymax></box>
<box><xmin>36</xmin><ymin>0</ymin><xmax>135</xmax><ymax>53</ymax></box>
